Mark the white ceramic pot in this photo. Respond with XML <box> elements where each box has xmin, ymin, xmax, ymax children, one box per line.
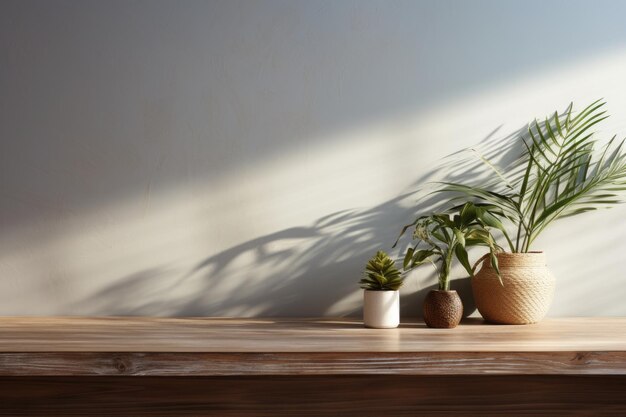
<box><xmin>363</xmin><ymin>290</ymin><xmax>400</xmax><ymax>328</ymax></box>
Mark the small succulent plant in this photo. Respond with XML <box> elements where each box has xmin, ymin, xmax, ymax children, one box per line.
<box><xmin>359</xmin><ymin>250</ymin><xmax>403</xmax><ymax>291</ymax></box>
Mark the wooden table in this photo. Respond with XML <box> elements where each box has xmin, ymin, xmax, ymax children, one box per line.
<box><xmin>1</xmin><ymin>317</ymin><xmax>625</xmax><ymax>416</ymax></box>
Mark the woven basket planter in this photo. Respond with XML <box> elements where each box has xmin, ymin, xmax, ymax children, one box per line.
<box><xmin>472</xmin><ymin>252</ymin><xmax>555</xmax><ymax>324</ymax></box>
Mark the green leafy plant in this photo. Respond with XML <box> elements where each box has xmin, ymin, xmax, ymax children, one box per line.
<box><xmin>394</xmin><ymin>202</ymin><xmax>503</xmax><ymax>290</ymax></box>
<box><xmin>439</xmin><ymin>100</ymin><xmax>626</xmax><ymax>252</ymax></box>
<box><xmin>359</xmin><ymin>251</ymin><xmax>404</xmax><ymax>291</ymax></box>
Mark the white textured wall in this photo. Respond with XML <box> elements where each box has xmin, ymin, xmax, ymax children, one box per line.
<box><xmin>1</xmin><ymin>0</ymin><xmax>626</xmax><ymax>316</ymax></box>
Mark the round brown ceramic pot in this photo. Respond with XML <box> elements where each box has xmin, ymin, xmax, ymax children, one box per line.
<box><xmin>423</xmin><ymin>290</ymin><xmax>463</xmax><ymax>329</ymax></box>
<box><xmin>472</xmin><ymin>251</ymin><xmax>555</xmax><ymax>324</ymax></box>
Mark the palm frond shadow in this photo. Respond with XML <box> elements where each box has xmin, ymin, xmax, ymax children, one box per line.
<box><xmin>71</xmin><ymin>124</ymin><xmax>531</xmax><ymax>318</ymax></box>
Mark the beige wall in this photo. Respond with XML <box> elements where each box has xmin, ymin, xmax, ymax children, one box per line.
<box><xmin>1</xmin><ymin>0</ymin><xmax>626</xmax><ymax>316</ymax></box>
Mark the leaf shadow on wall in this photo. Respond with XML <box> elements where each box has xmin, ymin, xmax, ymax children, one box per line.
<box><xmin>71</xmin><ymin>124</ymin><xmax>528</xmax><ymax>317</ymax></box>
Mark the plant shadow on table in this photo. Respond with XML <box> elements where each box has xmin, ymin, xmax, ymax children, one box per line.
<box><xmin>73</xmin><ymin>124</ymin><xmax>529</xmax><ymax>319</ymax></box>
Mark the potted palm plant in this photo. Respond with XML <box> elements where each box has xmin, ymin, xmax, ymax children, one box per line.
<box><xmin>438</xmin><ymin>100</ymin><xmax>626</xmax><ymax>324</ymax></box>
<box><xmin>360</xmin><ymin>251</ymin><xmax>404</xmax><ymax>328</ymax></box>
<box><xmin>395</xmin><ymin>202</ymin><xmax>502</xmax><ymax>328</ymax></box>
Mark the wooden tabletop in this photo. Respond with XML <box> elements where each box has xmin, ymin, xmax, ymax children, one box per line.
<box><xmin>0</xmin><ymin>317</ymin><xmax>625</xmax><ymax>376</ymax></box>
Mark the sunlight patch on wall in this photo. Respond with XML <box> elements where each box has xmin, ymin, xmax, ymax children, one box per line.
<box><xmin>2</xmin><ymin>47</ymin><xmax>626</xmax><ymax>315</ymax></box>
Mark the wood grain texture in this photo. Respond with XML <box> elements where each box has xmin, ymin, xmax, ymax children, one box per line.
<box><xmin>1</xmin><ymin>351</ymin><xmax>625</xmax><ymax>376</ymax></box>
<box><xmin>0</xmin><ymin>375</ymin><xmax>625</xmax><ymax>416</ymax></box>
<box><xmin>1</xmin><ymin>317</ymin><xmax>626</xmax><ymax>376</ymax></box>
<box><xmin>1</xmin><ymin>318</ymin><xmax>624</xmax><ymax>415</ymax></box>
<box><xmin>1</xmin><ymin>316</ymin><xmax>626</xmax><ymax>352</ymax></box>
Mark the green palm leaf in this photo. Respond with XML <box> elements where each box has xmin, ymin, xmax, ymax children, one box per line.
<box><xmin>435</xmin><ymin>100</ymin><xmax>626</xmax><ymax>252</ymax></box>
